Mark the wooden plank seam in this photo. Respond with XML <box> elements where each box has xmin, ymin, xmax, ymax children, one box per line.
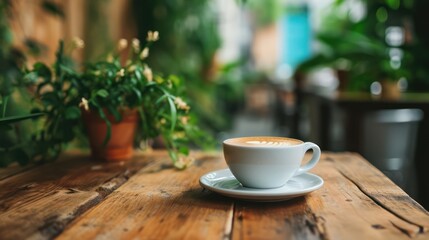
<box><xmin>338</xmin><ymin>169</ymin><xmax>426</xmax><ymax>238</ymax></box>
<box><xmin>223</xmin><ymin>203</ymin><xmax>234</xmax><ymax>240</ymax></box>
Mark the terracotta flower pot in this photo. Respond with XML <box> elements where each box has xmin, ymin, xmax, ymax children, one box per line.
<box><xmin>381</xmin><ymin>80</ymin><xmax>401</xmax><ymax>100</ymax></box>
<box><xmin>81</xmin><ymin>109</ymin><xmax>138</xmax><ymax>161</ymax></box>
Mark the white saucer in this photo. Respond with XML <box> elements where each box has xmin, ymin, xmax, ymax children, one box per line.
<box><xmin>199</xmin><ymin>169</ymin><xmax>323</xmax><ymax>202</ymax></box>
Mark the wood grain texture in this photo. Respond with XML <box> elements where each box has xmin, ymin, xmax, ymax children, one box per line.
<box><xmin>231</xmin><ymin>153</ymin><xmax>428</xmax><ymax>240</ymax></box>
<box><xmin>0</xmin><ymin>152</ymin><xmax>150</xmax><ymax>240</ymax></box>
<box><xmin>315</xmin><ymin>153</ymin><xmax>428</xmax><ymax>239</ymax></box>
<box><xmin>233</xmin><ymin>199</ymin><xmax>324</xmax><ymax>240</ymax></box>
<box><xmin>0</xmin><ymin>163</ymin><xmax>34</xmax><ymax>181</ymax></box>
<box><xmin>326</xmin><ymin>152</ymin><xmax>429</xmax><ymax>232</ymax></box>
<box><xmin>1</xmin><ymin>151</ymin><xmax>428</xmax><ymax>240</ymax></box>
<box><xmin>57</xmin><ymin>152</ymin><xmax>233</xmax><ymax>240</ymax></box>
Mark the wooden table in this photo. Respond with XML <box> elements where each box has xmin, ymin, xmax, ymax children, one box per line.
<box><xmin>1</xmin><ymin>151</ymin><xmax>428</xmax><ymax>239</ymax></box>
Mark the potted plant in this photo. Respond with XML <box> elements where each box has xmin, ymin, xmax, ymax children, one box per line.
<box><xmin>295</xmin><ymin>0</ymin><xmax>413</xmax><ymax>97</ymax></box>
<box><xmin>24</xmin><ymin>31</ymin><xmax>208</xmax><ymax>169</ymax></box>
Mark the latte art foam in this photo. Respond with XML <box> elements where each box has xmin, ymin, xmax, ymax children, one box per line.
<box><xmin>245</xmin><ymin>140</ymin><xmax>294</xmax><ymax>146</ymax></box>
<box><xmin>224</xmin><ymin>136</ymin><xmax>302</xmax><ymax>147</ymax></box>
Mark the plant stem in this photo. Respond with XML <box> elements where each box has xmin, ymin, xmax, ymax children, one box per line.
<box><xmin>2</xmin><ymin>95</ymin><xmax>9</xmax><ymax>117</ymax></box>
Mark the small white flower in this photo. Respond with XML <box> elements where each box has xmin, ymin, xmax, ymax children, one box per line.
<box><xmin>106</xmin><ymin>54</ymin><xmax>114</xmax><ymax>63</ymax></box>
<box><xmin>152</xmin><ymin>31</ymin><xmax>159</xmax><ymax>41</ymax></box>
<box><xmin>146</xmin><ymin>31</ymin><xmax>159</xmax><ymax>42</ymax></box>
<box><xmin>132</xmin><ymin>38</ymin><xmax>140</xmax><ymax>52</ymax></box>
<box><xmin>143</xmin><ymin>66</ymin><xmax>153</xmax><ymax>82</ymax></box>
<box><xmin>128</xmin><ymin>65</ymin><xmax>136</xmax><ymax>72</ymax></box>
<box><xmin>174</xmin><ymin>97</ymin><xmax>190</xmax><ymax>111</ymax></box>
<box><xmin>174</xmin><ymin>154</ymin><xmax>195</xmax><ymax>169</ymax></box>
<box><xmin>72</xmin><ymin>37</ymin><xmax>85</xmax><ymax>49</ymax></box>
<box><xmin>116</xmin><ymin>68</ymin><xmax>125</xmax><ymax>77</ymax></box>
<box><xmin>79</xmin><ymin>97</ymin><xmax>89</xmax><ymax>111</ymax></box>
<box><xmin>180</xmin><ymin>116</ymin><xmax>189</xmax><ymax>125</ymax></box>
<box><xmin>140</xmin><ymin>47</ymin><xmax>149</xmax><ymax>60</ymax></box>
<box><xmin>117</xmin><ymin>38</ymin><xmax>128</xmax><ymax>51</ymax></box>
<box><xmin>173</xmin><ymin>131</ymin><xmax>186</xmax><ymax>139</ymax></box>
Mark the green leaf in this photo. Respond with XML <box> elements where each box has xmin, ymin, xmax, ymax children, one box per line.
<box><xmin>386</xmin><ymin>0</ymin><xmax>400</xmax><ymax>9</ymax></box>
<box><xmin>179</xmin><ymin>146</ymin><xmax>189</xmax><ymax>155</ymax></box>
<box><xmin>167</xmin><ymin>97</ymin><xmax>177</xmax><ymax>132</ymax></box>
<box><xmin>97</xmin><ymin>108</ymin><xmax>112</xmax><ymax>146</ymax></box>
<box><xmin>41</xmin><ymin>92</ymin><xmax>59</xmax><ymax>105</ymax></box>
<box><xmin>169</xmin><ymin>75</ymin><xmax>181</xmax><ymax>86</ymax></box>
<box><xmin>131</xmin><ymin>87</ymin><xmax>142</xmax><ymax>103</ymax></box>
<box><xmin>60</xmin><ymin>65</ymin><xmax>76</xmax><ymax>74</ymax></box>
<box><xmin>96</xmin><ymin>89</ymin><xmax>109</xmax><ymax>98</ymax></box>
<box><xmin>107</xmin><ymin>106</ymin><xmax>121</xmax><ymax>122</ymax></box>
<box><xmin>1</xmin><ymin>95</ymin><xmax>9</xmax><ymax>117</ymax></box>
<box><xmin>0</xmin><ymin>113</ymin><xmax>44</xmax><ymax>125</ymax></box>
<box><xmin>23</xmin><ymin>72</ymin><xmax>39</xmax><ymax>83</ymax></box>
<box><xmin>33</xmin><ymin>62</ymin><xmax>52</xmax><ymax>79</ymax></box>
<box><xmin>135</xmin><ymin>70</ymin><xmax>142</xmax><ymax>81</ymax></box>
<box><xmin>155</xmin><ymin>95</ymin><xmax>168</xmax><ymax>104</ymax></box>
<box><xmin>64</xmin><ymin>106</ymin><xmax>81</xmax><ymax>120</ymax></box>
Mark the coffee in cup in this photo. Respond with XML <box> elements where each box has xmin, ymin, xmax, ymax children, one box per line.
<box><xmin>223</xmin><ymin>136</ymin><xmax>320</xmax><ymax>189</ymax></box>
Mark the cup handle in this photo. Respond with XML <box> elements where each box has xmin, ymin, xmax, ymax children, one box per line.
<box><xmin>294</xmin><ymin>142</ymin><xmax>321</xmax><ymax>176</ymax></box>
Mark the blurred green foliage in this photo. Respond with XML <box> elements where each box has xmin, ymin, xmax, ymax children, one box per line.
<box><xmin>298</xmin><ymin>0</ymin><xmax>429</xmax><ymax>92</ymax></box>
<box><xmin>132</xmin><ymin>0</ymin><xmax>228</xmax><ymax>132</ymax></box>
<box><xmin>0</xmin><ymin>0</ymin><xmax>68</xmax><ymax>167</ymax></box>
<box><xmin>246</xmin><ymin>0</ymin><xmax>283</xmax><ymax>27</ymax></box>
<box><xmin>0</xmin><ymin>0</ymin><xmax>35</xmax><ymax>167</ymax></box>
<box><xmin>128</xmin><ymin>0</ymin><xmax>288</xmax><ymax>147</ymax></box>
<box><xmin>131</xmin><ymin>0</ymin><xmax>280</xmax><ymax>133</ymax></box>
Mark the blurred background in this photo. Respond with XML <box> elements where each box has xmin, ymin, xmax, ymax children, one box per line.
<box><xmin>1</xmin><ymin>0</ymin><xmax>429</xmax><ymax>208</ymax></box>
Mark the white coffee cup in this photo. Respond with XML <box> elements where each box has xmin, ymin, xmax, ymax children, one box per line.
<box><xmin>223</xmin><ymin>136</ymin><xmax>321</xmax><ymax>189</ymax></box>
